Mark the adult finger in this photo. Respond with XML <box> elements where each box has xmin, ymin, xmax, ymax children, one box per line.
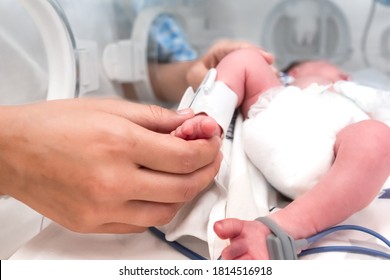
<box><xmin>92</xmin><ymin>99</ymin><xmax>195</xmax><ymax>133</ymax></box>
<box><xmin>75</xmin><ymin>99</ymin><xmax>222</xmax><ymax>173</ymax></box>
<box><xmin>103</xmin><ymin>200</ymin><xmax>183</xmax><ymax>228</ymax></box>
<box><xmin>118</xmin><ymin>155</ymin><xmax>221</xmax><ymax>203</ymax></box>
<box><xmin>128</xmin><ymin>129</ymin><xmax>222</xmax><ymax>173</ymax></box>
<box><xmin>93</xmin><ymin>223</ymin><xmax>148</xmax><ymax>234</ymax></box>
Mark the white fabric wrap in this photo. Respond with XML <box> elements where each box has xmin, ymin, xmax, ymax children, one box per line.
<box><xmin>333</xmin><ymin>81</ymin><xmax>390</xmax><ymax>127</ymax></box>
<box><xmin>162</xmin><ymin>114</ymin><xmax>276</xmax><ymax>259</ymax></box>
<box><xmin>243</xmin><ymin>84</ymin><xmax>370</xmax><ymax>199</ymax></box>
<box><xmin>167</xmin><ymin>81</ymin><xmax>388</xmax><ymax>258</ymax></box>
<box><xmin>178</xmin><ymin>81</ymin><xmax>238</xmax><ymax>135</ymax></box>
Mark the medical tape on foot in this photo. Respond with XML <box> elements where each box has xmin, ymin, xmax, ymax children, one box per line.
<box><xmin>178</xmin><ymin>69</ymin><xmax>238</xmax><ymax>135</ymax></box>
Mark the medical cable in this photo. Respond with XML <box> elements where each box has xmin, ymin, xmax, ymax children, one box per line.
<box><xmin>298</xmin><ymin>224</ymin><xmax>390</xmax><ymax>259</ymax></box>
<box><xmin>299</xmin><ymin>245</ymin><xmax>390</xmax><ymax>259</ymax></box>
<box><xmin>148</xmin><ymin>227</ymin><xmax>207</xmax><ymax>260</ymax></box>
<box><xmin>257</xmin><ymin>217</ymin><xmax>390</xmax><ymax>260</ymax></box>
<box><xmin>148</xmin><ymin>222</ymin><xmax>390</xmax><ymax>260</ymax></box>
<box><xmin>305</xmin><ymin>224</ymin><xmax>390</xmax><ymax>247</ymax></box>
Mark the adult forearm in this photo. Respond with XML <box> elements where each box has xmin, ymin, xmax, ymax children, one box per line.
<box><xmin>0</xmin><ymin>106</ymin><xmax>19</xmax><ymax>195</ymax></box>
<box><xmin>149</xmin><ymin>61</ymin><xmax>195</xmax><ymax>103</ymax></box>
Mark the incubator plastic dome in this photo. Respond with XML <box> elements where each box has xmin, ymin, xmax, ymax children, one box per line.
<box><xmin>0</xmin><ymin>0</ymin><xmax>49</xmax><ymax>105</ymax></box>
<box><xmin>19</xmin><ymin>0</ymin><xmax>83</xmax><ymax>100</ymax></box>
<box><xmin>17</xmin><ymin>0</ymin><xmax>140</xmax><ymax>101</ymax></box>
<box><xmin>16</xmin><ymin>0</ymin><xmax>113</xmax><ymax>100</ymax></box>
<box><xmin>377</xmin><ymin>0</ymin><xmax>390</xmax><ymax>6</ymax></box>
<box><xmin>102</xmin><ymin>6</ymin><xmax>172</xmax><ymax>104</ymax></box>
<box><xmin>14</xmin><ymin>0</ymin><xmax>214</xmax><ymax>105</ymax></box>
<box><xmin>261</xmin><ymin>0</ymin><xmax>351</xmax><ymax>70</ymax></box>
<box><xmin>381</xmin><ymin>27</ymin><xmax>390</xmax><ymax>61</ymax></box>
<box><xmin>102</xmin><ymin>3</ymin><xmax>210</xmax><ymax>105</ymax></box>
<box><xmin>361</xmin><ymin>0</ymin><xmax>390</xmax><ymax>73</ymax></box>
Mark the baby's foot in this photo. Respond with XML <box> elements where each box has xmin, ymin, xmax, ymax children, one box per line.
<box><xmin>214</xmin><ymin>218</ymin><xmax>271</xmax><ymax>260</ymax></box>
<box><xmin>172</xmin><ymin>114</ymin><xmax>222</xmax><ymax>140</ymax></box>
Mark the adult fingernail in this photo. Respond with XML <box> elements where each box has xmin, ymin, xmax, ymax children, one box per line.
<box><xmin>176</xmin><ymin>108</ymin><xmax>194</xmax><ymax>116</ymax></box>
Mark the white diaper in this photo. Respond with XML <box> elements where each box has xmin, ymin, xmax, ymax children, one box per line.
<box><xmin>243</xmin><ymin>84</ymin><xmax>369</xmax><ymax>199</ymax></box>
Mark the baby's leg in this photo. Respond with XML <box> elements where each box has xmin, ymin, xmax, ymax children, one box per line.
<box><xmin>172</xmin><ymin>113</ymin><xmax>222</xmax><ymax>140</ymax></box>
<box><xmin>267</xmin><ymin>119</ymin><xmax>390</xmax><ymax>243</ymax></box>
<box><xmin>216</xmin><ymin>48</ymin><xmax>282</xmax><ymax>118</ymax></box>
<box><xmin>173</xmin><ymin>48</ymin><xmax>282</xmax><ymax>140</ymax></box>
<box><xmin>215</xmin><ymin>120</ymin><xmax>390</xmax><ymax>260</ymax></box>
<box><xmin>328</xmin><ymin>119</ymin><xmax>390</xmax><ymax>212</ymax></box>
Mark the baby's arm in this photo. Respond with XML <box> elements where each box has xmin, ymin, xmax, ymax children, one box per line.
<box><xmin>215</xmin><ymin>120</ymin><xmax>390</xmax><ymax>259</ymax></box>
<box><xmin>173</xmin><ymin>48</ymin><xmax>281</xmax><ymax>140</ymax></box>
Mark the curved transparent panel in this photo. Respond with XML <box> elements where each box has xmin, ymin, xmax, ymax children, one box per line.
<box><xmin>261</xmin><ymin>0</ymin><xmax>351</xmax><ymax>70</ymax></box>
<box><xmin>0</xmin><ymin>0</ymin><xmax>48</xmax><ymax>105</ymax></box>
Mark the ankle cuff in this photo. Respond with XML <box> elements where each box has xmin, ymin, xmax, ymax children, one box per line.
<box><xmin>178</xmin><ymin>69</ymin><xmax>238</xmax><ymax>136</ymax></box>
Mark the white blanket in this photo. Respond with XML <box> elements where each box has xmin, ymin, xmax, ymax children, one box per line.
<box><xmin>162</xmin><ymin>113</ymin><xmax>279</xmax><ymax>259</ymax></box>
<box><xmin>164</xmin><ymin>81</ymin><xmax>390</xmax><ymax>258</ymax></box>
<box><xmin>243</xmin><ymin>83</ymin><xmax>370</xmax><ymax>198</ymax></box>
<box><xmin>9</xmin><ymin>82</ymin><xmax>390</xmax><ymax>260</ymax></box>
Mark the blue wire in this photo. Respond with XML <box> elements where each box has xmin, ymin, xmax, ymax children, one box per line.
<box><xmin>306</xmin><ymin>224</ymin><xmax>390</xmax><ymax>248</ymax></box>
<box><xmin>149</xmin><ymin>225</ymin><xmax>390</xmax><ymax>260</ymax></box>
<box><xmin>300</xmin><ymin>224</ymin><xmax>390</xmax><ymax>259</ymax></box>
<box><xmin>299</xmin><ymin>245</ymin><xmax>390</xmax><ymax>259</ymax></box>
<box><xmin>148</xmin><ymin>227</ymin><xmax>207</xmax><ymax>260</ymax></box>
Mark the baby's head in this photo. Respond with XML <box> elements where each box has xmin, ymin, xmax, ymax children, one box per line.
<box><xmin>283</xmin><ymin>60</ymin><xmax>349</xmax><ymax>87</ymax></box>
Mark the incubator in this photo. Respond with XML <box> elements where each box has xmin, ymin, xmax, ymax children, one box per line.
<box><xmin>1</xmin><ymin>0</ymin><xmax>390</xmax><ymax>260</ymax></box>
<box><xmin>3</xmin><ymin>0</ymin><xmax>389</xmax><ymax>104</ymax></box>
<box><xmin>2</xmin><ymin>0</ymin><xmax>217</xmax><ymax>106</ymax></box>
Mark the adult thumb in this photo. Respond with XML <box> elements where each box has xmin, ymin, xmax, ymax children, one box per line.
<box><xmin>117</xmin><ymin>101</ymin><xmax>195</xmax><ymax>133</ymax></box>
<box><xmin>91</xmin><ymin>99</ymin><xmax>195</xmax><ymax>133</ymax></box>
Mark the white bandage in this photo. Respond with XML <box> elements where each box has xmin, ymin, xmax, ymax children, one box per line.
<box><xmin>178</xmin><ymin>69</ymin><xmax>238</xmax><ymax>135</ymax></box>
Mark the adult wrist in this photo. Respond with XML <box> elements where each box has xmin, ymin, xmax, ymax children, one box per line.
<box><xmin>0</xmin><ymin>106</ymin><xmax>19</xmax><ymax>196</ymax></box>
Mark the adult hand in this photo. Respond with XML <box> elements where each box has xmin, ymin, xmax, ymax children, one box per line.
<box><xmin>0</xmin><ymin>98</ymin><xmax>222</xmax><ymax>233</ymax></box>
<box><xmin>186</xmin><ymin>39</ymin><xmax>275</xmax><ymax>88</ymax></box>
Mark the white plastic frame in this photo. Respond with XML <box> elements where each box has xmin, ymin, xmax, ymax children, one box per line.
<box><xmin>103</xmin><ymin>6</ymin><xmax>183</xmax><ymax>104</ymax></box>
<box><xmin>19</xmin><ymin>0</ymin><xmax>79</xmax><ymax>100</ymax></box>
